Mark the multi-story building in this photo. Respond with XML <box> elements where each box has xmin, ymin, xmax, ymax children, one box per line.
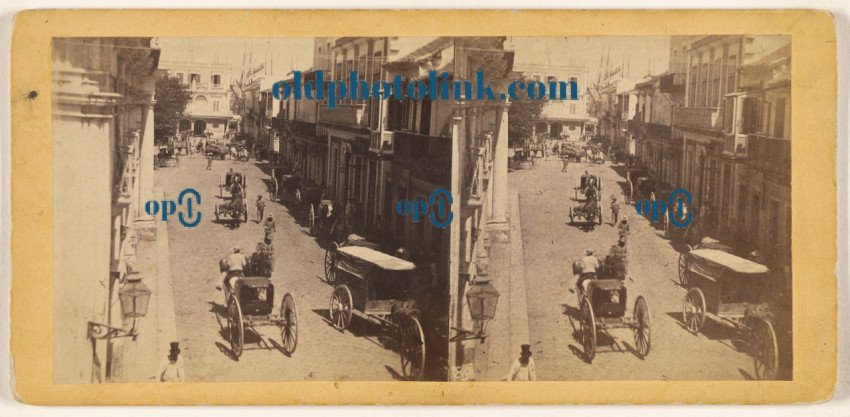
<box><xmin>735</xmin><ymin>41</ymin><xmax>791</xmax><ymax>268</ymax></box>
<box><xmin>630</xmin><ymin>70</ymin><xmax>686</xmax><ymax>189</ymax></box>
<box><xmin>158</xmin><ymin>59</ymin><xmax>237</xmax><ymax>139</ymax></box>
<box><xmin>672</xmin><ymin>35</ymin><xmax>791</xmax><ymax>248</ymax></box>
<box><xmin>514</xmin><ymin>63</ymin><xmax>589</xmax><ymax>141</ymax></box>
<box><xmin>52</xmin><ymin>38</ymin><xmax>163</xmax><ymax>383</ymax></box>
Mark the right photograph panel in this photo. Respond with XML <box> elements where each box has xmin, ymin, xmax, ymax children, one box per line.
<box><xmin>450</xmin><ymin>35</ymin><xmax>792</xmax><ymax>382</ymax></box>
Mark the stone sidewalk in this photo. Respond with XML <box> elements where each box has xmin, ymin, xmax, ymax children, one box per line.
<box><xmin>474</xmin><ymin>190</ymin><xmax>531</xmax><ymax>380</ymax></box>
<box><xmin>118</xmin><ymin>187</ymin><xmax>180</xmax><ymax>382</ymax></box>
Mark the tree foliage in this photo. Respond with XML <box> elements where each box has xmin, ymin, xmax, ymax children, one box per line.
<box><xmin>154</xmin><ymin>76</ymin><xmax>192</xmax><ymax>143</ymax></box>
<box><xmin>508</xmin><ymin>77</ymin><xmax>546</xmax><ymax>147</ymax></box>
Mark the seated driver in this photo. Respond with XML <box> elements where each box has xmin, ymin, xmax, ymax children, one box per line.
<box><xmin>582</xmin><ymin>187</ymin><xmax>598</xmax><ymax>213</ymax></box>
<box><xmin>221</xmin><ymin>246</ymin><xmax>248</xmax><ymax>292</ymax></box>
<box><xmin>577</xmin><ymin>249</ymin><xmax>600</xmax><ymax>295</ymax></box>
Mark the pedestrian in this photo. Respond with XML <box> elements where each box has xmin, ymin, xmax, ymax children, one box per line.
<box><xmin>157</xmin><ymin>342</ymin><xmax>185</xmax><ymax>382</ymax></box>
<box><xmin>562</xmin><ymin>156</ymin><xmax>569</xmax><ymax>172</ymax></box>
<box><xmin>263</xmin><ymin>213</ymin><xmax>276</xmax><ymax>243</ymax></box>
<box><xmin>610</xmin><ymin>197</ymin><xmax>620</xmax><ymax>224</ymax></box>
<box><xmin>230</xmin><ymin>145</ymin><xmax>237</xmax><ymax>160</ymax></box>
<box><xmin>605</xmin><ymin>240</ymin><xmax>628</xmax><ymax>280</ymax></box>
<box><xmin>506</xmin><ymin>344</ymin><xmax>537</xmax><ymax>381</ymax></box>
<box><xmin>618</xmin><ymin>218</ymin><xmax>630</xmax><ymax>244</ymax></box>
<box><xmin>256</xmin><ymin>194</ymin><xmax>265</xmax><ymax>222</ymax></box>
<box><xmin>206</xmin><ymin>152</ymin><xmax>214</xmax><ymax>170</ymax></box>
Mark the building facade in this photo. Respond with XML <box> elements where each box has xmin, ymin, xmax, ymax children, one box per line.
<box><xmin>672</xmin><ymin>35</ymin><xmax>791</xmax><ymax>252</ymax></box>
<box><xmin>159</xmin><ymin>60</ymin><xmax>237</xmax><ymax>139</ymax></box>
<box><xmin>52</xmin><ymin>38</ymin><xmax>162</xmax><ymax>383</ymax></box>
<box><xmin>515</xmin><ymin>63</ymin><xmax>590</xmax><ymax>141</ymax></box>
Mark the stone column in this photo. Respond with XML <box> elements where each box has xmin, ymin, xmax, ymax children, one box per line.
<box><xmin>448</xmin><ymin>101</ymin><xmax>467</xmax><ymax>379</ymax></box>
<box><xmin>488</xmin><ymin>102</ymin><xmax>510</xmax><ymax>242</ymax></box>
<box><xmin>138</xmin><ymin>96</ymin><xmax>156</xmax><ymax>217</ymax></box>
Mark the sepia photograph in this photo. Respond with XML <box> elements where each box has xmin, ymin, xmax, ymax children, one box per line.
<box><xmin>50</xmin><ymin>34</ymin><xmax>792</xmax><ymax>384</ymax></box>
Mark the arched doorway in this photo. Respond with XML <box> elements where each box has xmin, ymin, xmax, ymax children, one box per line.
<box><xmin>193</xmin><ymin>120</ymin><xmax>207</xmax><ymax>136</ymax></box>
<box><xmin>534</xmin><ymin>122</ymin><xmax>549</xmax><ymax>138</ymax></box>
<box><xmin>550</xmin><ymin>122</ymin><xmax>563</xmax><ymax>138</ymax></box>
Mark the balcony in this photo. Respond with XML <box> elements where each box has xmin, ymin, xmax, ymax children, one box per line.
<box><xmin>370</xmin><ymin>130</ymin><xmax>394</xmax><ymax>154</ymax></box>
<box><xmin>673</xmin><ymin>107</ymin><xmax>721</xmax><ymax>132</ymax></box>
<box><xmin>189</xmin><ymin>82</ymin><xmax>209</xmax><ymax>90</ymax></box>
<box><xmin>288</xmin><ymin>120</ymin><xmax>319</xmax><ymax>138</ymax></box>
<box><xmin>392</xmin><ymin>131</ymin><xmax>451</xmax><ymax>184</ymax></box>
<box><xmin>747</xmin><ymin>134</ymin><xmax>791</xmax><ymax>178</ymax></box>
<box><xmin>660</xmin><ymin>73</ymin><xmax>686</xmax><ymax>93</ymax></box>
<box><xmin>320</xmin><ymin>103</ymin><xmax>368</xmax><ymax>128</ymax></box>
<box><xmin>723</xmin><ymin>133</ymin><xmax>748</xmax><ymax>157</ymax></box>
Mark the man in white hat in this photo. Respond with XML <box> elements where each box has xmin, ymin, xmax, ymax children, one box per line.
<box><xmin>263</xmin><ymin>213</ymin><xmax>276</xmax><ymax>243</ymax></box>
<box><xmin>221</xmin><ymin>246</ymin><xmax>247</xmax><ymax>295</ymax></box>
<box><xmin>577</xmin><ymin>248</ymin><xmax>600</xmax><ymax>295</ymax></box>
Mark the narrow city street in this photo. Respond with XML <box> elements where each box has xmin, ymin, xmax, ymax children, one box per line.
<box><xmin>511</xmin><ymin>157</ymin><xmax>756</xmax><ymax>380</ymax></box>
<box><xmin>155</xmin><ymin>156</ymin><xmax>404</xmax><ymax>382</ymax></box>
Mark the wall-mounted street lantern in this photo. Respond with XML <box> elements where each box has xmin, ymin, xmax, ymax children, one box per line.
<box><xmin>88</xmin><ymin>274</ymin><xmax>152</xmax><ymax>341</ymax></box>
<box><xmin>450</xmin><ymin>278</ymin><xmax>500</xmax><ymax>342</ymax></box>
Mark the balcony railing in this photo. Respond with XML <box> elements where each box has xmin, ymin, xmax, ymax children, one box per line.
<box><xmin>320</xmin><ymin>103</ymin><xmax>368</xmax><ymax>128</ymax></box>
<box><xmin>747</xmin><ymin>134</ymin><xmax>791</xmax><ymax>176</ymax></box>
<box><xmin>673</xmin><ymin>106</ymin><xmax>721</xmax><ymax>131</ymax></box>
<box><xmin>288</xmin><ymin>120</ymin><xmax>319</xmax><ymax>138</ymax></box>
<box><xmin>190</xmin><ymin>82</ymin><xmax>209</xmax><ymax>90</ymax></box>
<box><xmin>723</xmin><ymin>133</ymin><xmax>748</xmax><ymax>157</ymax></box>
<box><xmin>660</xmin><ymin>73</ymin><xmax>686</xmax><ymax>93</ymax></box>
<box><xmin>392</xmin><ymin>131</ymin><xmax>451</xmax><ymax>184</ymax></box>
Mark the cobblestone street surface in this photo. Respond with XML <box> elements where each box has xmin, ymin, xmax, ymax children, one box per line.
<box><xmin>511</xmin><ymin>157</ymin><xmax>756</xmax><ymax>380</ymax></box>
<box><xmin>155</xmin><ymin>156</ymin><xmax>406</xmax><ymax>382</ymax></box>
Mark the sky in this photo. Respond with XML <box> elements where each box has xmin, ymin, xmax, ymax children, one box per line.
<box><xmin>509</xmin><ymin>36</ymin><xmax>671</xmax><ymax>85</ymax></box>
<box><xmin>155</xmin><ymin>36</ymin><xmax>672</xmax><ymax>85</ymax></box>
<box><xmin>156</xmin><ymin>37</ymin><xmax>315</xmax><ymax>80</ymax></box>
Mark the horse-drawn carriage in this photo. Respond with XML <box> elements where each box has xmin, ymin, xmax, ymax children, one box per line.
<box><xmin>573</xmin><ymin>260</ymin><xmax>651</xmax><ymax>363</ymax></box>
<box><xmin>626</xmin><ymin>168</ymin><xmax>656</xmax><ymax>204</ymax></box>
<box><xmin>569</xmin><ymin>173</ymin><xmax>603</xmax><ymax>226</ymax></box>
<box><xmin>214</xmin><ymin>170</ymin><xmax>248</xmax><ymax>225</ymax></box>
<box><xmin>511</xmin><ymin>148</ymin><xmax>535</xmax><ymax>170</ymax></box>
<box><xmin>679</xmin><ymin>248</ymin><xmax>779</xmax><ymax>380</ymax></box>
<box><xmin>220</xmin><ymin>170</ymin><xmax>247</xmax><ymax>198</ymax></box>
<box><xmin>560</xmin><ymin>143</ymin><xmax>584</xmax><ymax>162</ymax></box>
<box><xmin>222</xmin><ymin>248</ymin><xmax>298</xmax><ymax>359</ymax></box>
<box><xmin>327</xmin><ymin>246</ymin><xmax>426</xmax><ymax>379</ymax></box>
<box><xmin>155</xmin><ymin>145</ymin><xmax>180</xmax><ymax>168</ymax></box>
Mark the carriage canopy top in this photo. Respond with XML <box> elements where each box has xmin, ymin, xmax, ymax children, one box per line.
<box><xmin>336</xmin><ymin>246</ymin><xmax>417</xmax><ymax>276</ymax></box>
<box><xmin>689</xmin><ymin>249</ymin><xmax>770</xmax><ymax>275</ymax></box>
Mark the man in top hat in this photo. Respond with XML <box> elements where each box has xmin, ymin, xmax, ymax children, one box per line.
<box><xmin>507</xmin><ymin>344</ymin><xmax>537</xmax><ymax>381</ymax></box>
<box><xmin>157</xmin><ymin>342</ymin><xmax>185</xmax><ymax>382</ymax></box>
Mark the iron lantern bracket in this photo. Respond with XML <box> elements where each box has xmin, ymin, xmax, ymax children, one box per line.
<box><xmin>449</xmin><ymin>326</ymin><xmax>488</xmax><ymax>343</ymax></box>
<box><xmin>87</xmin><ymin>321</ymin><xmax>139</xmax><ymax>341</ymax></box>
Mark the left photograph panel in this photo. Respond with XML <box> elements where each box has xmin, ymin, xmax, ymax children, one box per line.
<box><xmin>51</xmin><ymin>37</ymin><xmax>467</xmax><ymax>383</ymax></box>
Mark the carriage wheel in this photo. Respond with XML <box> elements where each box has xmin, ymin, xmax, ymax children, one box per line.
<box><xmin>752</xmin><ymin>318</ymin><xmax>779</xmax><ymax>380</ymax></box>
<box><xmin>574</xmin><ymin>188</ymin><xmax>579</xmax><ymax>200</ymax></box>
<box><xmin>227</xmin><ymin>295</ymin><xmax>244</xmax><ymax>358</ymax></box>
<box><xmin>633</xmin><ymin>296</ymin><xmax>651</xmax><ymax>358</ymax></box>
<box><xmin>329</xmin><ymin>285</ymin><xmax>353</xmax><ymax>331</ymax></box>
<box><xmin>677</xmin><ymin>252</ymin><xmax>688</xmax><ymax>286</ymax></box>
<box><xmin>324</xmin><ymin>246</ymin><xmax>337</xmax><ymax>284</ymax></box>
<box><xmin>683</xmin><ymin>287</ymin><xmax>706</xmax><ymax>334</ymax></box>
<box><xmin>309</xmin><ymin>205</ymin><xmax>317</xmax><ymax>235</ymax></box>
<box><xmin>214</xmin><ymin>205</ymin><xmax>220</xmax><ymax>221</ymax></box>
<box><xmin>596</xmin><ymin>206</ymin><xmax>604</xmax><ymax>225</ymax></box>
<box><xmin>242</xmin><ymin>202</ymin><xmax>248</xmax><ymax>223</ymax></box>
<box><xmin>399</xmin><ymin>316</ymin><xmax>426</xmax><ymax>380</ymax></box>
<box><xmin>579</xmin><ymin>298</ymin><xmax>597</xmax><ymax>362</ymax></box>
<box><xmin>280</xmin><ymin>293</ymin><xmax>298</xmax><ymax>355</ymax></box>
